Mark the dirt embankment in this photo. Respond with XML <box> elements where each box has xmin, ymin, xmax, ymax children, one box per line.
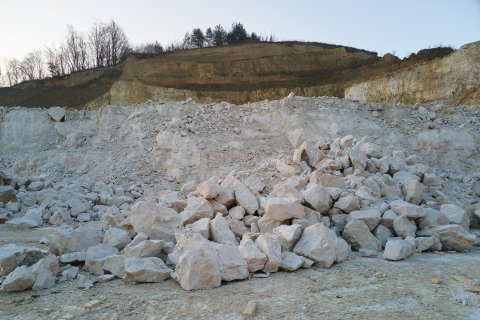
<box><xmin>0</xmin><ymin>41</ymin><xmax>468</xmax><ymax>108</ymax></box>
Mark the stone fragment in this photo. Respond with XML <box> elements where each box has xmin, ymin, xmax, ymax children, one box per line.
<box><xmin>1</xmin><ymin>265</ymin><xmax>35</xmax><ymax>292</ymax></box>
<box><xmin>349</xmin><ymin>145</ymin><xmax>368</xmax><ymax>171</ymax></box>
<box><xmin>60</xmin><ymin>251</ymin><xmax>86</xmax><ymax>264</ymax></box>
<box><xmin>215</xmin><ymin>244</ymin><xmax>249</xmax><ymax>282</ymax></box>
<box><xmin>280</xmin><ymin>252</ymin><xmax>304</xmax><ymax>271</ymax></box>
<box><xmin>85</xmin><ymin>244</ymin><xmax>119</xmax><ymax>275</ymax></box>
<box><xmin>334</xmin><ymin>194</ymin><xmax>360</xmax><ymax>213</ymax></box>
<box><xmin>255</xmin><ymin>234</ymin><xmax>282</xmax><ymax>272</ymax></box>
<box><xmin>440</xmin><ymin>204</ymin><xmax>470</xmax><ymax>230</ymax></box>
<box><xmin>310</xmin><ymin>173</ymin><xmax>345</xmax><ymax>189</ymax></box>
<box><xmin>210</xmin><ymin>213</ymin><xmax>238</xmax><ymax>245</ymax></box>
<box><xmin>393</xmin><ymin>216</ymin><xmax>417</xmax><ymax>238</ymax></box>
<box><xmin>227</xmin><ymin>218</ymin><xmax>248</xmax><ymax>237</ymax></box>
<box><xmin>294</xmin><ymin>223</ymin><xmax>350</xmax><ymax>268</ymax></box>
<box><xmin>393</xmin><ymin>171</ymin><xmax>420</xmax><ymax>185</ymax></box>
<box><xmin>27</xmin><ymin>181</ymin><xmax>45</xmax><ymax>191</ymax></box>
<box><xmin>383</xmin><ymin>238</ymin><xmax>416</xmax><ymax>261</ymax></box>
<box><xmin>59</xmin><ymin>266</ymin><xmax>79</xmax><ymax>282</ymax></box>
<box><xmin>0</xmin><ymin>244</ymin><xmax>47</xmax><ymax>276</ymax></box>
<box><xmin>239</xmin><ymin>238</ymin><xmax>267</xmax><ymax>273</ymax></box>
<box><xmin>301</xmin><ymin>257</ymin><xmax>315</xmax><ymax>268</ymax></box>
<box><xmin>242</xmin><ymin>300</ymin><xmax>258</xmax><ymax>318</ymax></box>
<box><xmin>359</xmin><ymin>249</ymin><xmax>378</xmax><ymax>257</ymax></box>
<box><xmin>303</xmin><ymin>185</ymin><xmax>332</xmax><ymax>214</ymax></box>
<box><xmin>229</xmin><ymin>206</ymin><xmax>245</xmax><ymax>220</ymax></box>
<box><xmin>5</xmin><ymin>216</ymin><xmax>40</xmax><ymax>229</ymax></box>
<box><xmin>47</xmin><ymin>106</ymin><xmax>66</xmax><ymax>122</ymax></box>
<box><xmin>234</xmin><ymin>181</ymin><xmax>258</xmax><ymax>214</ymax></box>
<box><xmin>124</xmin><ymin>257</ymin><xmax>172</xmax><ymax>283</ymax></box>
<box><xmin>272</xmin><ymin>224</ymin><xmax>302</xmax><ymax>251</ymax></box>
<box><xmin>181</xmin><ymin>181</ymin><xmax>198</xmax><ymax>197</ymax></box>
<box><xmin>244</xmin><ymin>175</ymin><xmax>265</xmax><ymax>194</ymax></box>
<box><xmin>103</xmin><ymin>227</ymin><xmax>131</xmax><ymax>250</ymax></box>
<box><xmin>433</xmin><ymin>225</ymin><xmax>475</xmax><ymax>251</ymax></box>
<box><xmin>347</xmin><ymin>209</ymin><xmax>381</xmax><ymax>231</ymax></box>
<box><xmin>342</xmin><ymin>220</ymin><xmax>381</xmax><ymax>251</ymax></box>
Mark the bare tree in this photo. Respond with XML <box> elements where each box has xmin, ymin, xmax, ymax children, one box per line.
<box><xmin>5</xmin><ymin>59</ymin><xmax>21</xmax><ymax>86</ymax></box>
<box><xmin>106</xmin><ymin>20</ymin><xmax>130</xmax><ymax>65</ymax></box>
<box><xmin>18</xmin><ymin>51</ymin><xmax>45</xmax><ymax>80</ymax></box>
<box><xmin>0</xmin><ymin>67</ymin><xmax>5</xmax><ymax>87</ymax></box>
<box><xmin>63</xmin><ymin>25</ymin><xmax>89</xmax><ymax>73</ymax></box>
<box><xmin>88</xmin><ymin>21</ymin><xmax>108</xmax><ymax>67</ymax></box>
<box><xmin>45</xmin><ymin>45</ymin><xmax>67</xmax><ymax>77</ymax></box>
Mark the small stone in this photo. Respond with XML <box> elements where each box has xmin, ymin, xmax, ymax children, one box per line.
<box><xmin>347</xmin><ymin>209</ymin><xmax>381</xmax><ymax>231</ymax></box>
<box><xmin>255</xmin><ymin>234</ymin><xmax>282</xmax><ymax>273</ymax></box>
<box><xmin>272</xmin><ymin>224</ymin><xmax>302</xmax><ymax>251</ymax></box>
<box><xmin>197</xmin><ymin>180</ymin><xmax>221</xmax><ymax>199</ymax></box>
<box><xmin>383</xmin><ymin>238</ymin><xmax>415</xmax><ymax>261</ymax></box>
<box><xmin>359</xmin><ymin>249</ymin><xmax>378</xmax><ymax>257</ymax></box>
<box><xmin>124</xmin><ymin>257</ymin><xmax>172</xmax><ymax>283</ymax></box>
<box><xmin>234</xmin><ymin>181</ymin><xmax>258</xmax><ymax>215</ymax></box>
<box><xmin>431</xmin><ymin>277</ymin><xmax>443</xmax><ymax>285</ymax></box>
<box><xmin>303</xmin><ymin>185</ymin><xmax>332</xmax><ymax>214</ymax></box>
<box><xmin>239</xmin><ymin>239</ymin><xmax>267</xmax><ymax>273</ymax></box>
<box><xmin>242</xmin><ymin>300</ymin><xmax>258</xmax><ymax>318</ymax></box>
<box><xmin>440</xmin><ymin>204</ymin><xmax>470</xmax><ymax>230</ymax></box>
<box><xmin>280</xmin><ymin>252</ymin><xmax>304</xmax><ymax>271</ymax></box>
<box><xmin>334</xmin><ymin>194</ymin><xmax>360</xmax><ymax>213</ymax></box>
<box><xmin>47</xmin><ymin>106</ymin><xmax>66</xmax><ymax>122</ymax></box>
<box><xmin>210</xmin><ymin>213</ymin><xmax>238</xmax><ymax>245</ymax></box>
<box><xmin>342</xmin><ymin>220</ymin><xmax>381</xmax><ymax>251</ymax></box>
<box><xmin>84</xmin><ymin>299</ymin><xmax>102</xmax><ymax>309</ymax></box>
<box><xmin>229</xmin><ymin>206</ymin><xmax>245</xmax><ymax>220</ymax></box>
<box><xmin>393</xmin><ymin>216</ymin><xmax>417</xmax><ymax>238</ymax></box>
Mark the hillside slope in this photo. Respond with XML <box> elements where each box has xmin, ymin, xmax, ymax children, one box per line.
<box><xmin>0</xmin><ymin>41</ymin><xmax>474</xmax><ymax>107</ymax></box>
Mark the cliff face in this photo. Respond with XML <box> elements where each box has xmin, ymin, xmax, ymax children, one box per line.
<box><xmin>345</xmin><ymin>41</ymin><xmax>480</xmax><ymax>105</ymax></box>
<box><xmin>0</xmin><ymin>41</ymin><xmax>476</xmax><ymax>107</ymax></box>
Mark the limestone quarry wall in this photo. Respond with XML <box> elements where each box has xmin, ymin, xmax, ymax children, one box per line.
<box><xmin>345</xmin><ymin>41</ymin><xmax>480</xmax><ymax>105</ymax></box>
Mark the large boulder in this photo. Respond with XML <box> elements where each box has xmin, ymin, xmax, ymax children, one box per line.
<box><xmin>234</xmin><ymin>181</ymin><xmax>258</xmax><ymax>215</ymax></box>
<box><xmin>334</xmin><ymin>194</ymin><xmax>360</xmax><ymax>213</ymax></box>
<box><xmin>238</xmin><ymin>238</ymin><xmax>267</xmax><ymax>273</ymax></box>
<box><xmin>294</xmin><ymin>223</ymin><xmax>350</xmax><ymax>268</ymax></box>
<box><xmin>255</xmin><ymin>234</ymin><xmax>282</xmax><ymax>273</ymax></box>
<box><xmin>262</xmin><ymin>197</ymin><xmax>305</xmax><ymax>221</ymax></box>
<box><xmin>440</xmin><ymin>204</ymin><xmax>470</xmax><ymax>230</ymax></box>
<box><xmin>210</xmin><ymin>213</ymin><xmax>238</xmax><ymax>245</ymax></box>
<box><xmin>303</xmin><ymin>185</ymin><xmax>332</xmax><ymax>214</ymax></box>
<box><xmin>433</xmin><ymin>225</ymin><xmax>475</xmax><ymax>251</ymax></box>
<box><xmin>103</xmin><ymin>227</ymin><xmax>131</xmax><ymax>250</ymax></box>
<box><xmin>347</xmin><ymin>209</ymin><xmax>381</xmax><ymax>231</ymax></box>
<box><xmin>402</xmin><ymin>180</ymin><xmax>425</xmax><ymax>205</ymax></box>
<box><xmin>31</xmin><ymin>254</ymin><xmax>60</xmax><ymax>290</ymax></box>
<box><xmin>123</xmin><ymin>240</ymin><xmax>164</xmax><ymax>258</ymax></box>
<box><xmin>272</xmin><ymin>224</ymin><xmax>302</xmax><ymax>251</ymax></box>
<box><xmin>47</xmin><ymin>106</ymin><xmax>66</xmax><ymax>122</ymax></box>
<box><xmin>392</xmin><ymin>216</ymin><xmax>417</xmax><ymax>238</ymax></box>
<box><xmin>51</xmin><ymin>226</ymin><xmax>103</xmax><ymax>255</ymax></box>
<box><xmin>1</xmin><ymin>265</ymin><xmax>35</xmax><ymax>292</ymax></box>
<box><xmin>124</xmin><ymin>200</ymin><xmax>182</xmax><ymax>242</ymax></box>
<box><xmin>197</xmin><ymin>180</ymin><xmax>221</xmax><ymax>199</ymax></box>
<box><xmin>418</xmin><ymin>208</ymin><xmax>449</xmax><ymax>229</ymax></box>
<box><xmin>342</xmin><ymin>220</ymin><xmax>381</xmax><ymax>251</ymax></box>
<box><xmin>389</xmin><ymin>200</ymin><xmax>427</xmax><ymax>219</ymax></box>
<box><xmin>280</xmin><ymin>252</ymin><xmax>304</xmax><ymax>271</ymax></box>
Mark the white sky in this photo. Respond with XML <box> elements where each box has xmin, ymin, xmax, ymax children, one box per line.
<box><xmin>0</xmin><ymin>0</ymin><xmax>479</xmax><ymax>66</ymax></box>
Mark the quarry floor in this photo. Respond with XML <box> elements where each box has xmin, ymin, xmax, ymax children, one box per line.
<box><xmin>1</xmin><ymin>225</ymin><xmax>479</xmax><ymax>320</ymax></box>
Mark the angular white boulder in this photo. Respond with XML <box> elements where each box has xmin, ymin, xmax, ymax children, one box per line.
<box><xmin>303</xmin><ymin>185</ymin><xmax>332</xmax><ymax>214</ymax></box>
<box><xmin>334</xmin><ymin>194</ymin><xmax>360</xmax><ymax>213</ymax></box>
<box><xmin>239</xmin><ymin>239</ymin><xmax>267</xmax><ymax>273</ymax></box>
<box><xmin>51</xmin><ymin>226</ymin><xmax>103</xmax><ymax>255</ymax></box>
<box><xmin>272</xmin><ymin>224</ymin><xmax>302</xmax><ymax>251</ymax></box>
<box><xmin>347</xmin><ymin>209</ymin><xmax>381</xmax><ymax>231</ymax></box>
<box><xmin>0</xmin><ymin>244</ymin><xmax>47</xmax><ymax>276</ymax></box>
<box><xmin>383</xmin><ymin>238</ymin><xmax>416</xmax><ymax>261</ymax></box>
<box><xmin>342</xmin><ymin>220</ymin><xmax>381</xmax><ymax>251</ymax></box>
<box><xmin>234</xmin><ymin>181</ymin><xmax>258</xmax><ymax>215</ymax></box>
<box><xmin>294</xmin><ymin>223</ymin><xmax>350</xmax><ymax>268</ymax></box>
<box><xmin>1</xmin><ymin>265</ymin><xmax>35</xmax><ymax>292</ymax></box>
<box><xmin>393</xmin><ymin>216</ymin><xmax>417</xmax><ymax>238</ymax></box>
<box><xmin>124</xmin><ymin>257</ymin><xmax>172</xmax><ymax>283</ymax></box>
<box><xmin>103</xmin><ymin>227</ymin><xmax>131</xmax><ymax>250</ymax></box>
<box><xmin>440</xmin><ymin>204</ymin><xmax>470</xmax><ymax>230</ymax></box>
<box><xmin>280</xmin><ymin>252</ymin><xmax>304</xmax><ymax>271</ymax></box>
<box><xmin>255</xmin><ymin>234</ymin><xmax>282</xmax><ymax>273</ymax></box>
<box><xmin>210</xmin><ymin>213</ymin><xmax>238</xmax><ymax>245</ymax></box>
<box><xmin>262</xmin><ymin>197</ymin><xmax>304</xmax><ymax>221</ymax></box>
<box><xmin>433</xmin><ymin>225</ymin><xmax>475</xmax><ymax>251</ymax></box>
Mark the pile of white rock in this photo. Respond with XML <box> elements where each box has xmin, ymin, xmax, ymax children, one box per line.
<box><xmin>1</xmin><ymin>135</ymin><xmax>478</xmax><ymax>292</ymax></box>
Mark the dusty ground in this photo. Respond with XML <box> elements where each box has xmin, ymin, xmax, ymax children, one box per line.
<box><xmin>1</xmin><ymin>225</ymin><xmax>480</xmax><ymax>320</ymax></box>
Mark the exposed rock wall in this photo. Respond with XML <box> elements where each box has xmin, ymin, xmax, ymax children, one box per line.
<box><xmin>345</xmin><ymin>41</ymin><xmax>480</xmax><ymax>105</ymax></box>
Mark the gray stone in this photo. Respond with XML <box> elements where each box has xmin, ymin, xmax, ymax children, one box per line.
<box><xmin>294</xmin><ymin>223</ymin><xmax>350</xmax><ymax>268</ymax></box>
<box><xmin>389</xmin><ymin>200</ymin><xmax>426</xmax><ymax>219</ymax></box>
<box><xmin>85</xmin><ymin>244</ymin><xmax>119</xmax><ymax>275</ymax></box>
<box><xmin>47</xmin><ymin>106</ymin><xmax>66</xmax><ymax>122</ymax></box>
<box><xmin>180</xmin><ymin>196</ymin><xmax>214</xmax><ymax>225</ymax></box>
<box><xmin>27</xmin><ymin>181</ymin><xmax>45</xmax><ymax>192</ymax></box>
<box><xmin>381</xmin><ymin>209</ymin><xmax>398</xmax><ymax>228</ymax></box>
<box><xmin>60</xmin><ymin>251</ymin><xmax>86</xmax><ymax>264</ymax></box>
<box><xmin>419</xmin><ymin>209</ymin><xmax>449</xmax><ymax>229</ymax></box>
<box><xmin>349</xmin><ymin>145</ymin><xmax>368</xmax><ymax>171</ymax></box>
<box><xmin>31</xmin><ymin>254</ymin><xmax>59</xmax><ymax>290</ymax></box>
<box><xmin>383</xmin><ymin>238</ymin><xmax>416</xmax><ymax>261</ymax></box>
<box><xmin>124</xmin><ymin>257</ymin><xmax>172</xmax><ymax>283</ymax></box>
<box><xmin>359</xmin><ymin>249</ymin><xmax>378</xmax><ymax>257</ymax></box>
<box><xmin>347</xmin><ymin>209</ymin><xmax>381</xmax><ymax>231</ymax></box>
<box><xmin>197</xmin><ymin>180</ymin><xmax>221</xmax><ymax>199</ymax></box>
<box><xmin>374</xmin><ymin>224</ymin><xmax>394</xmax><ymax>248</ymax></box>
<box><xmin>334</xmin><ymin>194</ymin><xmax>360</xmax><ymax>213</ymax></box>
<box><xmin>5</xmin><ymin>216</ymin><xmax>40</xmax><ymax>229</ymax></box>
<box><xmin>0</xmin><ymin>185</ymin><xmax>17</xmax><ymax>203</ymax></box>
<box><xmin>280</xmin><ymin>252</ymin><xmax>304</xmax><ymax>271</ymax></box>
<box><xmin>185</xmin><ymin>217</ymin><xmax>210</xmax><ymax>239</ymax></box>
<box><xmin>415</xmin><ymin>237</ymin><xmax>436</xmax><ymax>252</ymax></box>
<box><xmin>433</xmin><ymin>225</ymin><xmax>475</xmax><ymax>251</ymax></box>
<box><xmin>440</xmin><ymin>204</ymin><xmax>470</xmax><ymax>230</ymax></box>
<box><xmin>393</xmin><ymin>216</ymin><xmax>417</xmax><ymax>238</ymax></box>
<box><xmin>303</xmin><ymin>185</ymin><xmax>332</xmax><ymax>214</ymax></box>
<box><xmin>103</xmin><ymin>255</ymin><xmax>126</xmax><ymax>278</ymax></box>
<box><xmin>393</xmin><ymin>171</ymin><xmax>420</xmax><ymax>185</ymax></box>
<box><xmin>255</xmin><ymin>234</ymin><xmax>282</xmax><ymax>273</ymax></box>
<box><xmin>342</xmin><ymin>220</ymin><xmax>381</xmax><ymax>251</ymax></box>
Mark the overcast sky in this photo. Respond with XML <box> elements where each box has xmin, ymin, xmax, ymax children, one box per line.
<box><xmin>1</xmin><ymin>0</ymin><xmax>479</xmax><ymax>65</ymax></box>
